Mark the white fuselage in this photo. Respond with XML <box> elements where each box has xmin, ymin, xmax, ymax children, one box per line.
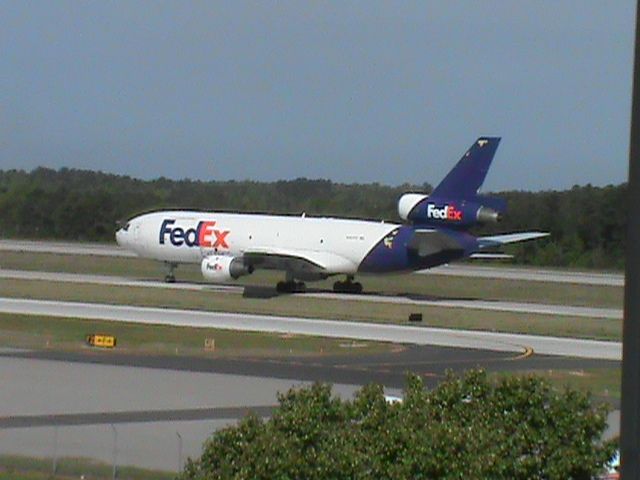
<box><xmin>117</xmin><ymin>211</ymin><xmax>399</xmax><ymax>274</ymax></box>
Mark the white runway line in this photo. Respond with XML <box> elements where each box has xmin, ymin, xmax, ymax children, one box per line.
<box><xmin>426</xmin><ymin>264</ymin><xmax>624</xmax><ymax>287</ymax></box>
<box><xmin>0</xmin><ymin>269</ymin><xmax>239</xmax><ymax>293</ymax></box>
<box><xmin>0</xmin><ymin>297</ymin><xmax>621</xmax><ymax>360</ymax></box>
<box><xmin>0</xmin><ymin>239</ymin><xmax>136</xmax><ymax>257</ymax></box>
<box><xmin>0</xmin><ymin>268</ymin><xmax>622</xmax><ymax>319</ymax></box>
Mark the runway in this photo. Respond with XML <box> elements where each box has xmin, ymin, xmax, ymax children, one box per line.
<box><xmin>0</xmin><ymin>347</ymin><xmax>538</xmax><ymax>399</ymax></box>
<box><xmin>0</xmin><ymin>238</ymin><xmax>624</xmax><ymax>286</ymax></box>
<box><xmin>0</xmin><ymin>297</ymin><xmax>621</xmax><ymax>360</ymax></box>
<box><xmin>0</xmin><ymin>268</ymin><xmax>623</xmax><ymax>320</ymax></box>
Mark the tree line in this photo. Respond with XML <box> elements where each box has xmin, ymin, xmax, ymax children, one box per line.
<box><xmin>0</xmin><ymin>167</ymin><xmax>626</xmax><ymax>269</ymax></box>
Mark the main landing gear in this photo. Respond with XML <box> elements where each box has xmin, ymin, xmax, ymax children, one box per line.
<box><xmin>333</xmin><ymin>275</ymin><xmax>363</xmax><ymax>294</ymax></box>
<box><xmin>164</xmin><ymin>262</ymin><xmax>178</xmax><ymax>283</ymax></box>
<box><xmin>276</xmin><ymin>272</ymin><xmax>307</xmax><ymax>293</ymax></box>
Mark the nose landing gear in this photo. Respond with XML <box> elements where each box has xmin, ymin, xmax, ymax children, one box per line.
<box><xmin>333</xmin><ymin>275</ymin><xmax>363</xmax><ymax>294</ymax></box>
<box><xmin>164</xmin><ymin>262</ymin><xmax>178</xmax><ymax>283</ymax></box>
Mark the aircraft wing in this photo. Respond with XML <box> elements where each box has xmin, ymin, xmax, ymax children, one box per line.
<box><xmin>242</xmin><ymin>247</ymin><xmax>356</xmax><ymax>277</ymax></box>
<box><xmin>477</xmin><ymin>232</ymin><xmax>549</xmax><ymax>248</ymax></box>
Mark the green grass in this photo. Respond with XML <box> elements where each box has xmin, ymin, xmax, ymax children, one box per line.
<box><xmin>0</xmin><ymin>454</ymin><xmax>173</xmax><ymax>480</ymax></box>
<box><xmin>495</xmin><ymin>367</ymin><xmax>622</xmax><ymax>401</ymax></box>
<box><xmin>0</xmin><ymin>278</ymin><xmax>622</xmax><ymax>341</ymax></box>
<box><xmin>1</xmin><ymin>251</ymin><xmax>623</xmax><ymax>308</ymax></box>
<box><xmin>0</xmin><ymin>313</ymin><xmax>392</xmax><ymax>357</ymax></box>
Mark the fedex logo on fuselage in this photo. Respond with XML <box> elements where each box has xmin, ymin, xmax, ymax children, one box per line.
<box><xmin>159</xmin><ymin>219</ymin><xmax>230</xmax><ymax>248</ymax></box>
<box><xmin>426</xmin><ymin>203</ymin><xmax>463</xmax><ymax>221</ymax></box>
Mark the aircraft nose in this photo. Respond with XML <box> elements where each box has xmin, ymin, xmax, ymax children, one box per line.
<box><xmin>115</xmin><ymin>228</ymin><xmax>127</xmax><ymax>247</ymax></box>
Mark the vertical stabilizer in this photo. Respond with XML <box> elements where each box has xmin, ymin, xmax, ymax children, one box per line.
<box><xmin>430</xmin><ymin>137</ymin><xmax>501</xmax><ymax>199</ymax></box>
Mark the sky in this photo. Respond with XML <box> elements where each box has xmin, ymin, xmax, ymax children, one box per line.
<box><xmin>0</xmin><ymin>1</ymin><xmax>636</xmax><ymax>191</ymax></box>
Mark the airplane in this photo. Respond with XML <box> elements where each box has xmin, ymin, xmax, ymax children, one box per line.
<box><xmin>115</xmin><ymin>137</ymin><xmax>548</xmax><ymax>293</ymax></box>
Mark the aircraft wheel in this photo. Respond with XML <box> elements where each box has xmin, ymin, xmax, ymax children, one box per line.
<box><xmin>277</xmin><ymin>281</ymin><xmax>306</xmax><ymax>293</ymax></box>
<box><xmin>165</xmin><ymin>274</ymin><xmax>176</xmax><ymax>283</ymax></box>
<box><xmin>333</xmin><ymin>280</ymin><xmax>362</xmax><ymax>294</ymax></box>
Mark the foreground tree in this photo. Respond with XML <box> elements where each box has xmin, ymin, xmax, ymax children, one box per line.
<box><xmin>180</xmin><ymin>370</ymin><xmax>616</xmax><ymax>480</ymax></box>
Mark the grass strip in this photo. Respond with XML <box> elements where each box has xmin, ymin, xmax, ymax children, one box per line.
<box><xmin>0</xmin><ymin>313</ymin><xmax>392</xmax><ymax>357</ymax></box>
<box><xmin>494</xmin><ymin>367</ymin><xmax>621</xmax><ymax>402</ymax></box>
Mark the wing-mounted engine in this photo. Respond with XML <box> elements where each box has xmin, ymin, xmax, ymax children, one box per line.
<box><xmin>201</xmin><ymin>255</ymin><xmax>253</xmax><ymax>282</ymax></box>
<box><xmin>398</xmin><ymin>193</ymin><xmax>504</xmax><ymax>228</ymax></box>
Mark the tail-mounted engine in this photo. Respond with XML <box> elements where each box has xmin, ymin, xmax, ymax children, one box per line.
<box><xmin>397</xmin><ymin>193</ymin><xmax>505</xmax><ymax>228</ymax></box>
<box><xmin>201</xmin><ymin>255</ymin><xmax>253</xmax><ymax>282</ymax></box>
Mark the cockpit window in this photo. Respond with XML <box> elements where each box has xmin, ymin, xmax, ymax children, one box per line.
<box><xmin>122</xmin><ymin>222</ymin><xmax>131</xmax><ymax>232</ymax></box>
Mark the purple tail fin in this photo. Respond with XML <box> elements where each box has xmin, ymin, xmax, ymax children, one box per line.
<box><xmin>430</xmin><ymin>137</ymin><xmax>501</xmax><ymax>200</ymax></box>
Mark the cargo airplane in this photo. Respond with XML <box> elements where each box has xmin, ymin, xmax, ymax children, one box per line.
<box><xmin>116</xmin><ymin>137</ymin><xmax>547</xmax><ymax>293</ymax></box>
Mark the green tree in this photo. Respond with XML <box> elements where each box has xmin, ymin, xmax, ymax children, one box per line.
<box><xmin>180</xmin><ymin>370</ymin><xmax>616</xmax><ymax>480</ymax></box>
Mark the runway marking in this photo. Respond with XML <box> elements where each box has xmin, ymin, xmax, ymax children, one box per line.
<box><xmin>513</xmin><ymin>346</ymin><xmax>535</xmax><ymax>360</ymax></box>
<box><xmin>337</xmin><ymin>352</ymin><xmax>532</xmax><ymax>370</ymax></box>
<box><xmin>246</xmin><ymin>356</ymin><xmax>407</xmax><ymax>376</ymax></box>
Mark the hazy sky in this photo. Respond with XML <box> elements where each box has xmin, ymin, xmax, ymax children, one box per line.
<box><xmin>0</xmin><ymin>1</ymin><xmax>635</xmax><ymax>191</ymax></box>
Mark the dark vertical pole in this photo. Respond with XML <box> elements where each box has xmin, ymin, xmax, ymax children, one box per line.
<box><xmin>52</xmin><ymin>426</ymin><xmax>58</xmax><ymax>475</ymax></box>
<box><xmin>111</xmin><ymin>424</ymin><xmax>117</xmax><ymax>480</ymax></box>
<box><xmin>621</xmin><ymin>1</ymin><xmax>640</xmax><ymax>478</ymax></box>
<box><xmin>177</xmin><ymin>431</ymin><xmax>183</xmax><ymax>473</ymax></box>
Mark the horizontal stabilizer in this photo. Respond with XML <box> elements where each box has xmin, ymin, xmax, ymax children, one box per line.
<box><xmin>478</xmin><ymin>232</ymin><xmax>549</xmax><ymax>248</ymax></box>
